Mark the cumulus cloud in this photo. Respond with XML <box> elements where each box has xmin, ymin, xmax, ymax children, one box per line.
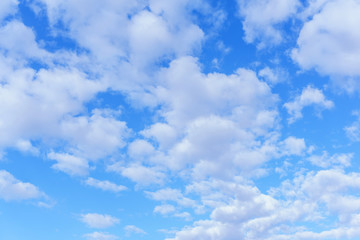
<box><xmin>80</xmin><ymin>213</ymin><xmax>120</xmax><ymax>229</ymax></box>
<box><xmin>292</xmin><ymin>0</ymin><xmax>360</xmax><ymax>92</ymax></box>
<box><xmin>35</xmin><ymin>0</ymin><xmax>204</xmax><ymax>69</ymax></box>
<box><xmin>284</xmin><ymin>86</ymin><xmax>334</xmax><ymax>123</ymax></box>
<box><xmin>84</xmin><ymin>177</ymin><xmax>127</xmax><ymax>193</ymax></box>
<box><xmin>122</xmin><ymin>56</ymin><xmax>284</xmax><ymax>181</ymax></box>
<box><xmin>60</xmin><ymin>110</ymin><xmax>129</xmax><ymax>161</ymax></box>
<box><xmin>0</xmin><ymin>55</ymin><xmax>105</xmax><ymax>153</ymax></box>
<box><xmin>168</xmin><ymin>169</ymin><xmax>360</xmax><ymax>240</ymax></box>
<box><xmin>238</xmin><ymin>0</ymin><xmax>300</xmax><ymax>47</ymax></box>
<box><xmin>0</xmin><ymin>0</ymin><xmax>18</xmax><ymax>22</ymax></box>
<box><xmin>0</xmin><ymin>20</ymin><xmax>49</xmax><ymax>59</ymax></box>
<box><xmin>0</xmin><ymin>170</ymin><xmax>44</xmax><ymax>201</ymax></box>
<box><xmin>48</xmin><ymin>152</ymin><xmax>89</xmax><ymax>176</ymax></box>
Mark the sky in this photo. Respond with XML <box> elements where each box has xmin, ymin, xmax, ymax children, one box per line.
<box><xmin>1</xmin><ymin>0</ymin><xmax>360</xmax><ymax>239</ymax></box>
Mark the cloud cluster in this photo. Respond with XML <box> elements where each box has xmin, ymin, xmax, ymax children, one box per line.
<box><xmin>167</xmin><ymin>168</ymin><xmax>360</xmax><ymax>240</ymax></box>
<box><xmin>2</xmin><ymin>1</ymin><xmax>360</xmax><ymax>240</ymax></box>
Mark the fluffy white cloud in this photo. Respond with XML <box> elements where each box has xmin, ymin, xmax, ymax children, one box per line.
<box><xmin>130</xmin><ymin>56</ymin><xmax>283</xmax><ymax>180</ymax></box>
<box><xmin>155</xmin><ymin>56</ymin><xmax>278</xmax><ymax>128</ymax></box>
<box><xmin>292</xmin><ymin>0</ymin><xmax>360</xmax><ymax>91</ymax></box>
<box><xmin>238</xmin><ymin>0</ymin><xmax>300</xmax><ymax>47</ymax></box>
<box><xmin>0</xmin><ymin>56</ymin><xmax>104</xmax><ymax>150</ymax></box>
<box><xmin>0</xmin><ymin>24</ymin><xmax>129</xmax><ymax>172</ymax></box>
<box><xmin>60</xmin><ymin>110</ymin><xmax>129</xmax><ymax>161</ymax></box>
<box><xmin>0</xmin><ymin>20</ymin><xmax>49</xmax><ymax>60</ymax></box>
<box><xmin>128</xmin><ymin>9</ymin><xmax>203</xmax><ymax>67</ymax></box>
<box><xmin>83</xmin><ymin>232</ymin><xmax>118</xmax><ymax>240</ymax></box>
<box><xmin>141</xmin><ymin>123</ymin><xmax>177</xmax><ymax>150</ymax></box>
<box><xmin>115</xmin><ymin>57</ymin><xmax>309</xmax><ymax>188</ymax></box>
<box><xmin>167</xmin><ymin>181</ymin><xmax>308</xmax><ymax>240</ymax></box>
<box><xmin>35</xmin><ymin>0</ymin><xmax>204</xmax><ymax>69</ymax></box>
<box><xmin>80</xmin><ymin>213</ymin><xmax>120</xmax><ymax>229</ymax></box>
<box><xmin>85</xmin><ymin>177</ymin><xmax>127</xmax><ymax>193</ymax></box>
<box><xmin>281</xmin><ymin>136</ymin><xmax>306</xmax><ymax>156</ymax></box>
<box><xmin>0</xmin><ymin>170</ymin><xmax>44</xmax><ymax>201</ymax></box>
<box><xmin>48</xmin><ymin>152</ymin><xmax>89</xmax><ymax>176</ymax></box>
<box><xmin>0</xmin><ymin>0</ymin><xmax>18</xmax><ymax>22</ymax></box>
<box><xmin>284</xmin><ymin>85</ymin><xmax>334</xmax><ymax>123</ymax></box>
<box><xmin>168</xmin><ymin>168</ymin><xmax>360</xmax><ymax>240</ymax></box>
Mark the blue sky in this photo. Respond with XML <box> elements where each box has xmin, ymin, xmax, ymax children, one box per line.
<box><xmin>1</xmin><ymin>0</ymin><xmax>360</xmax><ymax>239</ymax></box>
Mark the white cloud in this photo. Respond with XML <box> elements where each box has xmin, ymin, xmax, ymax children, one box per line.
<box><xmin>292</xmin><ymin>0</ymin><xmax>360</xmax><ymax>91</ymax></box>
<box><xmin>258</xmin><ymin>67</ymin><xmax>287</xmax><ymax>85</ymax></box>
<box><xmin>146</xmin><ymin>188</ymin><xmax>196</xmax><ymax>208</ymax></box>
<box><xmin>284</xmin><ymin>85</ymin><xmax>334</xmax><ymax>123</ymax></box>
<box><xmin>166</xmin><ymin>181</ymin><xmax>284</xmax><ymax>240</ymax></box>
<box><xmin>127</xmin><ymin>139</ymin><xmax>156</xmax><ymax>160</ymax></box>
<box><xmin>155</xmin><ymin>56</ymin><xmax>277</xmax><ymax>129</ymax></box>
<box><xmin>60</xmin><ymin>110</ymin><xmax>129</xmax><ymax>161</ymax></box>
<box><xmin>15</xmin><ymin>139</ymin><xmax>39</xmax><ymax>155</ymax></box>
<box><xmin>141</xmin><ymin>123</ymin><xmax>177</xmax><ymax>150</ymax></box>
<box><xmin>85</xmin><ymin>177</ymin><xmax>127</xmax><ymax>193</ymax></box>
<box><xmin>281</xmin><ymin>136</ymin><xmax>306</xmax><ymax>156</ymax></box>
<box><xmin>83</xmin><ymin>232</ymin><xmax>118</xmax><ymax>240</ymax></box>
<box><xmin>168</xmin><ymin>169</ymin><xmax>360</xmax><ymax>240</ymax></box>
<box><xmin>128</xmin><ymin>10</ymin><xmax>203</xmax><ymax>67</ymax></box>
<box><xmin>80</xmin><ymin>213</ymin><xmax>120</xmax><ymax>229</ymax></box>
<box><xmin>0</xmin><ymin>56</ymin><xmax>105</xmax><ymax>151</ymax></box>
<box><xmin>124</xmin><ymin>56</ymin><xmax>284</xmax><ymax>181</ymax></box>
<box><xmin>36</xmin><ymin>0</ymin><xmax>204</xmax><ymax>69</ymax></box>
<box><xmin>238</xmin><ymin>0</ymin><xmax>300</xmax><ymax>47</ymax></box>
<box><xmin>344</xmin><ymin>111</ymin><xmax>360</xmax><ymax>141</ymax></box>
<box><xmin>0</xmin><ymin>170</ymin><xmax>43</xmax><ymax>201</ymax></box>
<box><xmin>308</xmin><ymin>152</ymin><xmax>353</xmax><ymax>168</ymax></box>
<box><xmin>345</xmin><ymin>124</ymin><xmax>360</xmax><ymax>141</ymax></box>
<box><xmin>154</xmin><ymin>204</ymin><xmax>176</xmax><ymax>215</ymax></box>
<box><xmin>0</xmin><ymin>0</ymin><xmax>18</xmax><ymax>22</ymax></box>
<box><xmin>0</xmin><ymin>20</ymin><xmax>49</xmax><ymax>60</ymax></box>
<box><xmin>108</xmin><ymin>162</ymin><xmax>166</xmax><ymax>186</ymax></box>
<box><xmin>124</xmin><ymin>225</ymin><xmax>146</xmax><ymax>235</ymax></box>
<box><xmin>48</xmin><ymin>152</ymin><xmax>89</xmax><ymax>176</ymax></box>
